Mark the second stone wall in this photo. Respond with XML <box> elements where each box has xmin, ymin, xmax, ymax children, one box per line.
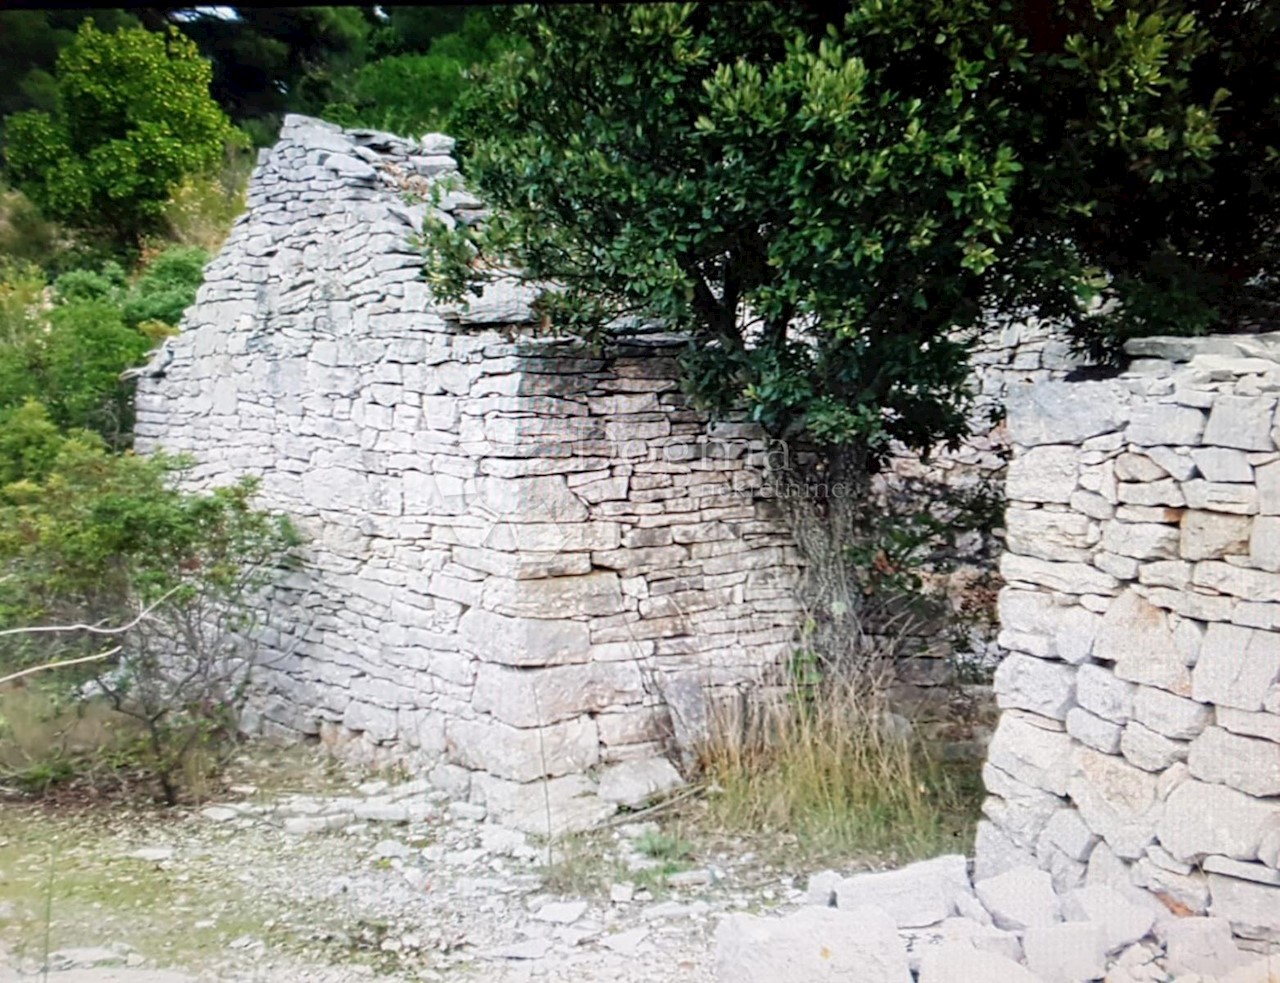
<box><xmin>978</xmin><ymin>332</ymin><xmax>1280</xmax><ymax>944</ymax></box>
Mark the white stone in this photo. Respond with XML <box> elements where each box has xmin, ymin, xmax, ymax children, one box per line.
<box><xmin>918</xmin><ymin>943</ymin><xmax>1044</xmax><ymax>983</ymax></box>
<box><xmin>1192</xmin><ymin>447</ymin><xmax>1254</xmax><ymax>482</ymax></box>
<box><xmin>457</xmin><ymin>608</ymin><xmax>591</xmax><ymax>667</ymax></box>
<box><xmin>1006</xmin><ymin>381</ymin><xmax>1128</xmax><ymax>447</ymax></box>
<box><xmin>1192</xmin><ymin>622</ymin><xmax>1280</xmax><ymax>711</ymax></box>
<box><xmin>1216</xmin><ymin>706</ymin><xmax>1280</xmax><ymax>743</ymax></box>
<box><xmin>473</xmin><ymin>773</ymin><xmax>617</xmax><ymax>839</ymax></box>
<box><xmin>1061</xmin><ymin>884</ymin><xmax>1155</xmax><ymax>954</ymax></box>
<box><xmin>1160</xmin><ymin>916</ymin><xmax>1254</xmax><ymax>976</ymax></box>
<box><xmin>1076</xmin><ymin>665</ymin><xmax>1137</xmax><ymax>723</ymax></box>
<box><xmin>1022</xmin><ymin>920</ymin><xmax>1109</xmax><ymax>983</ymax></box>
<box><xmin>1042</xmin><ymin>808</ymin><xmax>1099</xmax><ymax>863</ymax></box>
<box><xmin>1250</xmin><ymin>516</ymin><xmax>1280</xmax><ymax>571</ymax></box>
<box><xmin>994</xmin><ymin>655</ymin><xmax>1078</xmax><ymax>721</ymax></box>
<box><xmin>1156</xmin><ymin>778</ymin><xmax>1280</xmax><ymax>862</ymax></box>
<box><xmin>1102</xmin><ymin>522</ymin><xmax>1180</xmax><ymax>560</ymax></box>
<box><xmin>1203</xmin><ymin>396</ymin><xmax>1277</xmax><ymax>451</ymax></box>
<box><xmin>1066</xmin><ymin>707</ymin><xmax>1123</xmax><ymax>753</ymax></box>
<box><xmin>1095</xmin><ymin>590</ymin><xmax>1192</xmax><ymax>697</ymax></box>
<box><xmin>1119</xmin><ymin>721</ymin><xmax>1188</xmax><ymax>772</ymax></box>
<box><xmin>1130</xmin><ymin>687</ymin><xmax>1212</xmax><ymax>740</ymax></box>
<box><xmin>1208</xmin><ymin>873</ymin><xmax>1280</xmax><ymax>942</ymax></box>
<box><xmin>1127</xmin><ymin>403</ymin><xmax>1205</xmax><ymax>446</ymax></box>
<box><xmin>985</xmin><ymin>714</ymin><xmax>1078</xmax><ymax>796</ymax></box>
<box><xmin>1001</xmin><ymin>555</ymin><xmax>1120</xmax><ymax>597</ymax></box>
<box><xmin>1008</xmin><ymin>446</ymin><xmax>1081</xmax><ymax>504</ymax></box>
<box><xmin>1180</xmin><ymin>511</ymin><xmax>1253</xmax><ymax>560</ymax></box>
<box><xmin>447</xmin><ymin>716</ymin><xmax>600</xmax><ymax>783</ymax></box>
<box><xmin>472</xmin><ymin>661</ymin><xmax>645</xmax><ymax>727</ymax></box>
<box><xmin>973</xmin><ymin>866</ymin><xmax>1061</xmax><ymax>931</ymax></box>
<box><xmin>1067</xmin><ymin>747</ymin><xmax>1161</xmax><ymax>859</ymax></box>
<box><xmin>806</xmin><ymin>870</ymin><xmax>841</xmax><ymax>907</ymax></box>
<box><xmin>713</xmin><ymin>905</ymin><xmax>912</xmax><ymax>983</ymax></box>
<box><xmin>595</xmin><ymin>757</ymin><xmax>684</xmax><ymax>807</ymax></box>
<box><xmin>834</xmin><ymin>855</ymin><xmax>972</xmax><ymax>929</ymax></box>
<box><xmin>1187</xmin><ymin>727</ymin><xmax>1280</xmax><ymax>797</ymax></box>
<box><xmin>532</xmin><ymin>900</ymin><xmax>588</xmax><ymax>924</ymax></box>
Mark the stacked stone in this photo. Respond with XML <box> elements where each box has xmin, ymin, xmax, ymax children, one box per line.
<box><xmin>133</xmin><ymin>115</ymin><xmax>803</xmax><ymax>832</ymax></box>
<box><xmin>979</xmin><ymin>332</ymin><xmax>1280</xmax><ymax>946</ymax></box>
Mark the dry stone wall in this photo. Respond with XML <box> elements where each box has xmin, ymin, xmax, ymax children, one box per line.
<box><xmin>133</xmin><ymin>115</ymin><xmax>802</xmax><ymax>831</ymax></box>
<box><xmin>979</xmin><ymin>332</ymin><xmax>1280</xmax><ymax>944</ymax></box>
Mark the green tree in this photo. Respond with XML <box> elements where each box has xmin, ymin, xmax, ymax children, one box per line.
<box><xmin>4</xmin><ymin>22</ymin><xmax>238</xmax><ymax>244</ymax></box>
<box><xmin>426</xmin><ymin>2</ymin><xmax>1280</xmax><ymax>476</ymax></box>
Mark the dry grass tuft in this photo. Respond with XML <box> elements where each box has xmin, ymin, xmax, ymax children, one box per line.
<box><xmin>698</xmin><ymin>677</ymin><xmax>982</xmax><ymax>866</ymax></box>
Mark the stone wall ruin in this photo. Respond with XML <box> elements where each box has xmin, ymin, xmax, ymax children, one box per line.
<box><xmin>133</xmin><ymin>115</ymin><xmax>808</xmax><ymax>831</ymax></box>
<box><xmin>978</xmin><ymin>332</ymin><xmax>1280</xmax><ymax>943</ymax></box>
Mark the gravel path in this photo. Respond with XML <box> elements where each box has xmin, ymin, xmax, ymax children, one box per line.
<box><xmin>0</xmin><ymin>759</ymin><xmax>813</xmax><ymax>983</ymax></box>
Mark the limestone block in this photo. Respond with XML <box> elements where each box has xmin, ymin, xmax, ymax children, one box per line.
<box><xmin>457</xmin><ymin>608</ymin><xmax>591</xmax><ymax>666</ymax></box>
<box><xmin>994</xmin><ymin>655</ymin><xmax>1077</xmax><ymax>721</ymax></box>
<box><xmin>1008</xmin><ymin>446</ymin><xmax>1081</xmax><ymax>504</ymax></box>
<box><xmin>1001</xmin><ymin>555</ymin><xmax>1120</xmax><ymax>596</ymax></box>
<box><xmin>1157</xmin><ymin>778</ymin><xmax>1280</xmax><ymax>862</ymax></box>
<box><xmin>1076</xmin><ymin>664</ymin><xmax>1137</xmax><ymax>723</ymax></box>
<box><xmin>1183</xmin><ymin>479</ymin><xmax>1259</xmax><ymax>515</ymax></box>
<box><xmin>1161</xmin><ymin>916</ymin><xmax>1255</xmax><ymax>976</ymax></box>
<box><xmin>1115</xmin><ymin>452</ymin><xmax>1168</xmax><ymax>482</ymax></box>
<box><xmin>1130</xmin><ymin>686</ymin><xmax>1212</xmax><ymax>740</ymax></box>
<box><xmin>478</xmin><ymin>474</ymin><xmax>588</xmax><ymax>522</ymax></box>
<box><xmin>974</xmin><ymin>866</ymin><xmax>1061</xmax><ymax>930</ymax></box>
<box><xmin>1127</xmin><ymin>403</ymin><xmax>1206</xmax><ymax>446</ymax></box>
<box><xmin>1188</xmin><ymin>726</ymin><xmax>1280</xmax><ymax>797</ymax></box>
<box><xmin>1209</xmin><ymin>873</ymin><xmax>1280</xmax><ymax>943</ymax></box>
<box><xmin>713</xmin><ymin>905</ymin><xmax>912</xmax><ymax>983</ymax></box>
<box><xmin>1250</xmin><ymin>515</ymin><xmax>1280</xmax><ymax>571</ymax></box>
<box><xmin>834</xmin><ymin>855</ymin><xmax>972</xmax><ymax>929</ymax></box>
<box><xmin>985</xmin><ymin>713</ymin><xmax>1078</xmax><ymax>796</ymax></box>
<box><xmin>1060</xmin><ymin>884</ymin><xmax>1155</xmax><ymax>954</ymax></box>
<box><xmin>1136</xmin><ymin>559</ymin><xmax>1192</xmax><ymax>589</ymax></box>
<box><xmin>918</xmin><ymin>944</ymin><xmax>1042</xmax><ymax>983</ymax></box>
<box><xmin>1216</xmin><ymin>706</ymin><xmax>1280</xmax><ymax>743</ymax></box>
<box><xmin>1006</xmin><ymin>508</ymin><xmax>1095</xmax><ymax>562</ymax></box>
<box><xmin>1066</xmin><ymin>707</ymin><xmax>1122</xmax><ymax>753</ymax></box>
<box><xmin>481</xmin><ymin>571</ymin><xmax>626</xmax><ymax>619</ymax></box>
<box><xmin>1119</xmin><ymin>721</ymin><xmax>1188</xmax><ymax>773</ymax></box>
<box><xmin>595</xmin><ymin>757</ymin><xmax>684</xmax><ymax>807</ymax></box>
<box><xmin>480</xmin><ymin>521</ymin><xmax>621</xmax><ymax>552</ymax></box>
<box><xmin>1259</xmin><ymin>460</ymin><xmax>1280</xmax><ymax>515</ymax></box>
<box><xmin>997</xmin><ymin>590</ymin><xmax>1100</xmax><ymax>664</ymax></box>
<box><xmin>973</xmin><ymin>820</ymin><xmax>1038</xmax><ymax>882</ymax></box>
<box><xmin>1117</xmin><ymin>479</ymin><xmax>1185</xmax><ymax>507</ymax></box>
<box><xmin>1192</xmin><ymin>447</ymin><xmax>1254</xmax><ymax>483</ymax></box>
<box><xmin>1042</xmin><ymin>808</ymin><xmax>1099</xmax><ymax>862</ymax></box>
<box><xmin>983</xmin><ymin>766</ymin><xmax>1063</xmax><ymax>848</ymax></box>
<box><xmin>1192</xmin><ymin>622</ymin><xmax>1280</xmax><ymax>711</ymax></box>
<box><xmin>1094</xmin><ymin>590</ymin><xmax>1192</xmax><ymax>697</ymax></box>
<box><xmin>472</xmin><ymin>661</ymin><xmax>645</xmax><ymax>728</ymax></box>
<box><xmin>1101</xmin><ymin>521</ymin><xmax>1180</xmax><ymax>560</ymax></box>
<box><xmin>472</xmin><ymin>773</ymin><xmax>617</xmax><ymax>838</ymax></box>
<box><xmin>1067</xmin><ymin>747</ymin><xmax>1161</xmax><ymax>859</ymax></box>
<box><xmin>447</xmin><ymin>715</ymin><xmax>599</xmax><ymax>782</ymax></box>
<box><xmin>1022</xmin><ymin>920</ymin><xmax>1109</xmax><ymax>983</ymax></box>
<box><xmin>1203</xmin><ymin>395</ymin><xmax>1278</xmax><ymax>451</ymax></box>
<box><xmin>1203</xmin><ymin>855</ymin><xmax>1280</xmax><ymax>886</ymax></box>
<box><xmin>1005</xmin><ymin>380</ymin><xmax>1129</xmax><ymax>446</ymax></box>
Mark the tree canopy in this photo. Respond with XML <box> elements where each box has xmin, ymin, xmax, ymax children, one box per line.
<box><xmin>4</xmin><ymin>21</ymin><xmax>238</xmax><ymax>244</ymax></box>
<box><xmin>425</xmin><ymin>2</ymin><xmax>1280</xmax><ymax>471</ymax></box>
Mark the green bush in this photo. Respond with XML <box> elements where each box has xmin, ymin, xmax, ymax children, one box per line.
<box><xmin>4</xmin><ymin>22</ymin><xmax>238</xmax><ymax>244</ymax></box>
<box><xmin>0</xmin><ymin>265</ymin><xmax>151</xmax><ymax>444</ymax></box>
<box><xmin>0</xmin><ymin>442</ymin><xmax>302</xmax><ymax>803</ymax></box>
<box><xmin>121</xmin><ymin>246</ymin><xmax>208</xmax><ymax>328</ymax></box>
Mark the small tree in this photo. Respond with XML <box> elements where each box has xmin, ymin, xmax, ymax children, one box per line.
<box><xmin>4</xmin><ymin>22</ymin><xmax>239</xmax><ymax>244</ymax></box>
<box><xmin>425</xmin><ymin>3</ymin><xmax>1280</xmax><ymax>473</ymax></box>
<box><xmin>0</xmin><ymin>438</ymin><xmax>302</xmax><ymax>804</ymax></box>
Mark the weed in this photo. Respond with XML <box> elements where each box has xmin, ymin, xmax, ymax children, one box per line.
<box><xmin>698</xmin><ymin>678</ymin><xmax>982</xmax><ymax>866</ymax></box>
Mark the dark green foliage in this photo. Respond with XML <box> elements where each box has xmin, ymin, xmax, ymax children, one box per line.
<box><xmin>4</xmin><ymin>22</ymin><xmax>238</xmax><ymax>244</ymax></box>
<box><xmin>323</xmin><ymin>9</ymin><xmax>518</xmax><ymax>136</ymax></box>
<box><xmin>120</xmin><ymin>247</ymin><xmax>208</xmax><ymax>328</ymax></box>
<box><xmin>427</xmin><ymin>2</ymin><xmax>1280</xmax><ymax>468</ymax></box>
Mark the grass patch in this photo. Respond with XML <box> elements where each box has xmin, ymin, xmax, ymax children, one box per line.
<box><xmin>699</xmin><ymin>678</ymin><xmax>982</xmax><ymax>867</ymax></box>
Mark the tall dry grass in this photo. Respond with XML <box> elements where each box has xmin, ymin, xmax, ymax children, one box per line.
<box><xmin>698</xmin><ymin>677</ymin><xmax>981</xmax><ymax>864</ymax></box>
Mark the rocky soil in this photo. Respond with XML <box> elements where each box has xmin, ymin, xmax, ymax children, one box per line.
<box><xmin>0</xmin><ymin>752</ymin><xmax>820</xmax><ymax>983</ymax></box>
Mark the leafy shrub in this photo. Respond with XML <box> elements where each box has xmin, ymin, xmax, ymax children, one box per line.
<box><xmin>121</xmin><ymin>246</ymin><xmax>208</xmax><ymax>328</ymax></box>
<box><xmin>0</xmin><ymin>399</ymin><xmax>79</xmax><ymax>485</ymax></box>
<box><xmin>0</xmin><ymin>187</ymin><xmax>62</xmax><ymax>268</ymax></box>
<box><xmin>0</xmin><ymin>442</ymin><xmax>302</xmax><ymax>803</ymax></box>
<box><xmin>52</xmin><ymin>262</ymin><xmax>126</xmax><ymax>305</ymax></box>
<box><xmin>0</xmin><ymin>271</ymin><xmax>151</xmax><ymax>444</ymax></box>
<box><xmin>4</xmin><ymin>22</ymin><xmax>238</xmax><ymax>244</ymax></box>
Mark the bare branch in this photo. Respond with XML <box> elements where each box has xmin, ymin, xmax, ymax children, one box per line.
<box><xmin>0</xmin><ymin>586</ymin><xmax>183</xmax><ymax>639</ymax></box>
<box><xmin>0</xmin><ymin>646</ymin><xmax>123</xmax><ymax>687</ymax></box>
